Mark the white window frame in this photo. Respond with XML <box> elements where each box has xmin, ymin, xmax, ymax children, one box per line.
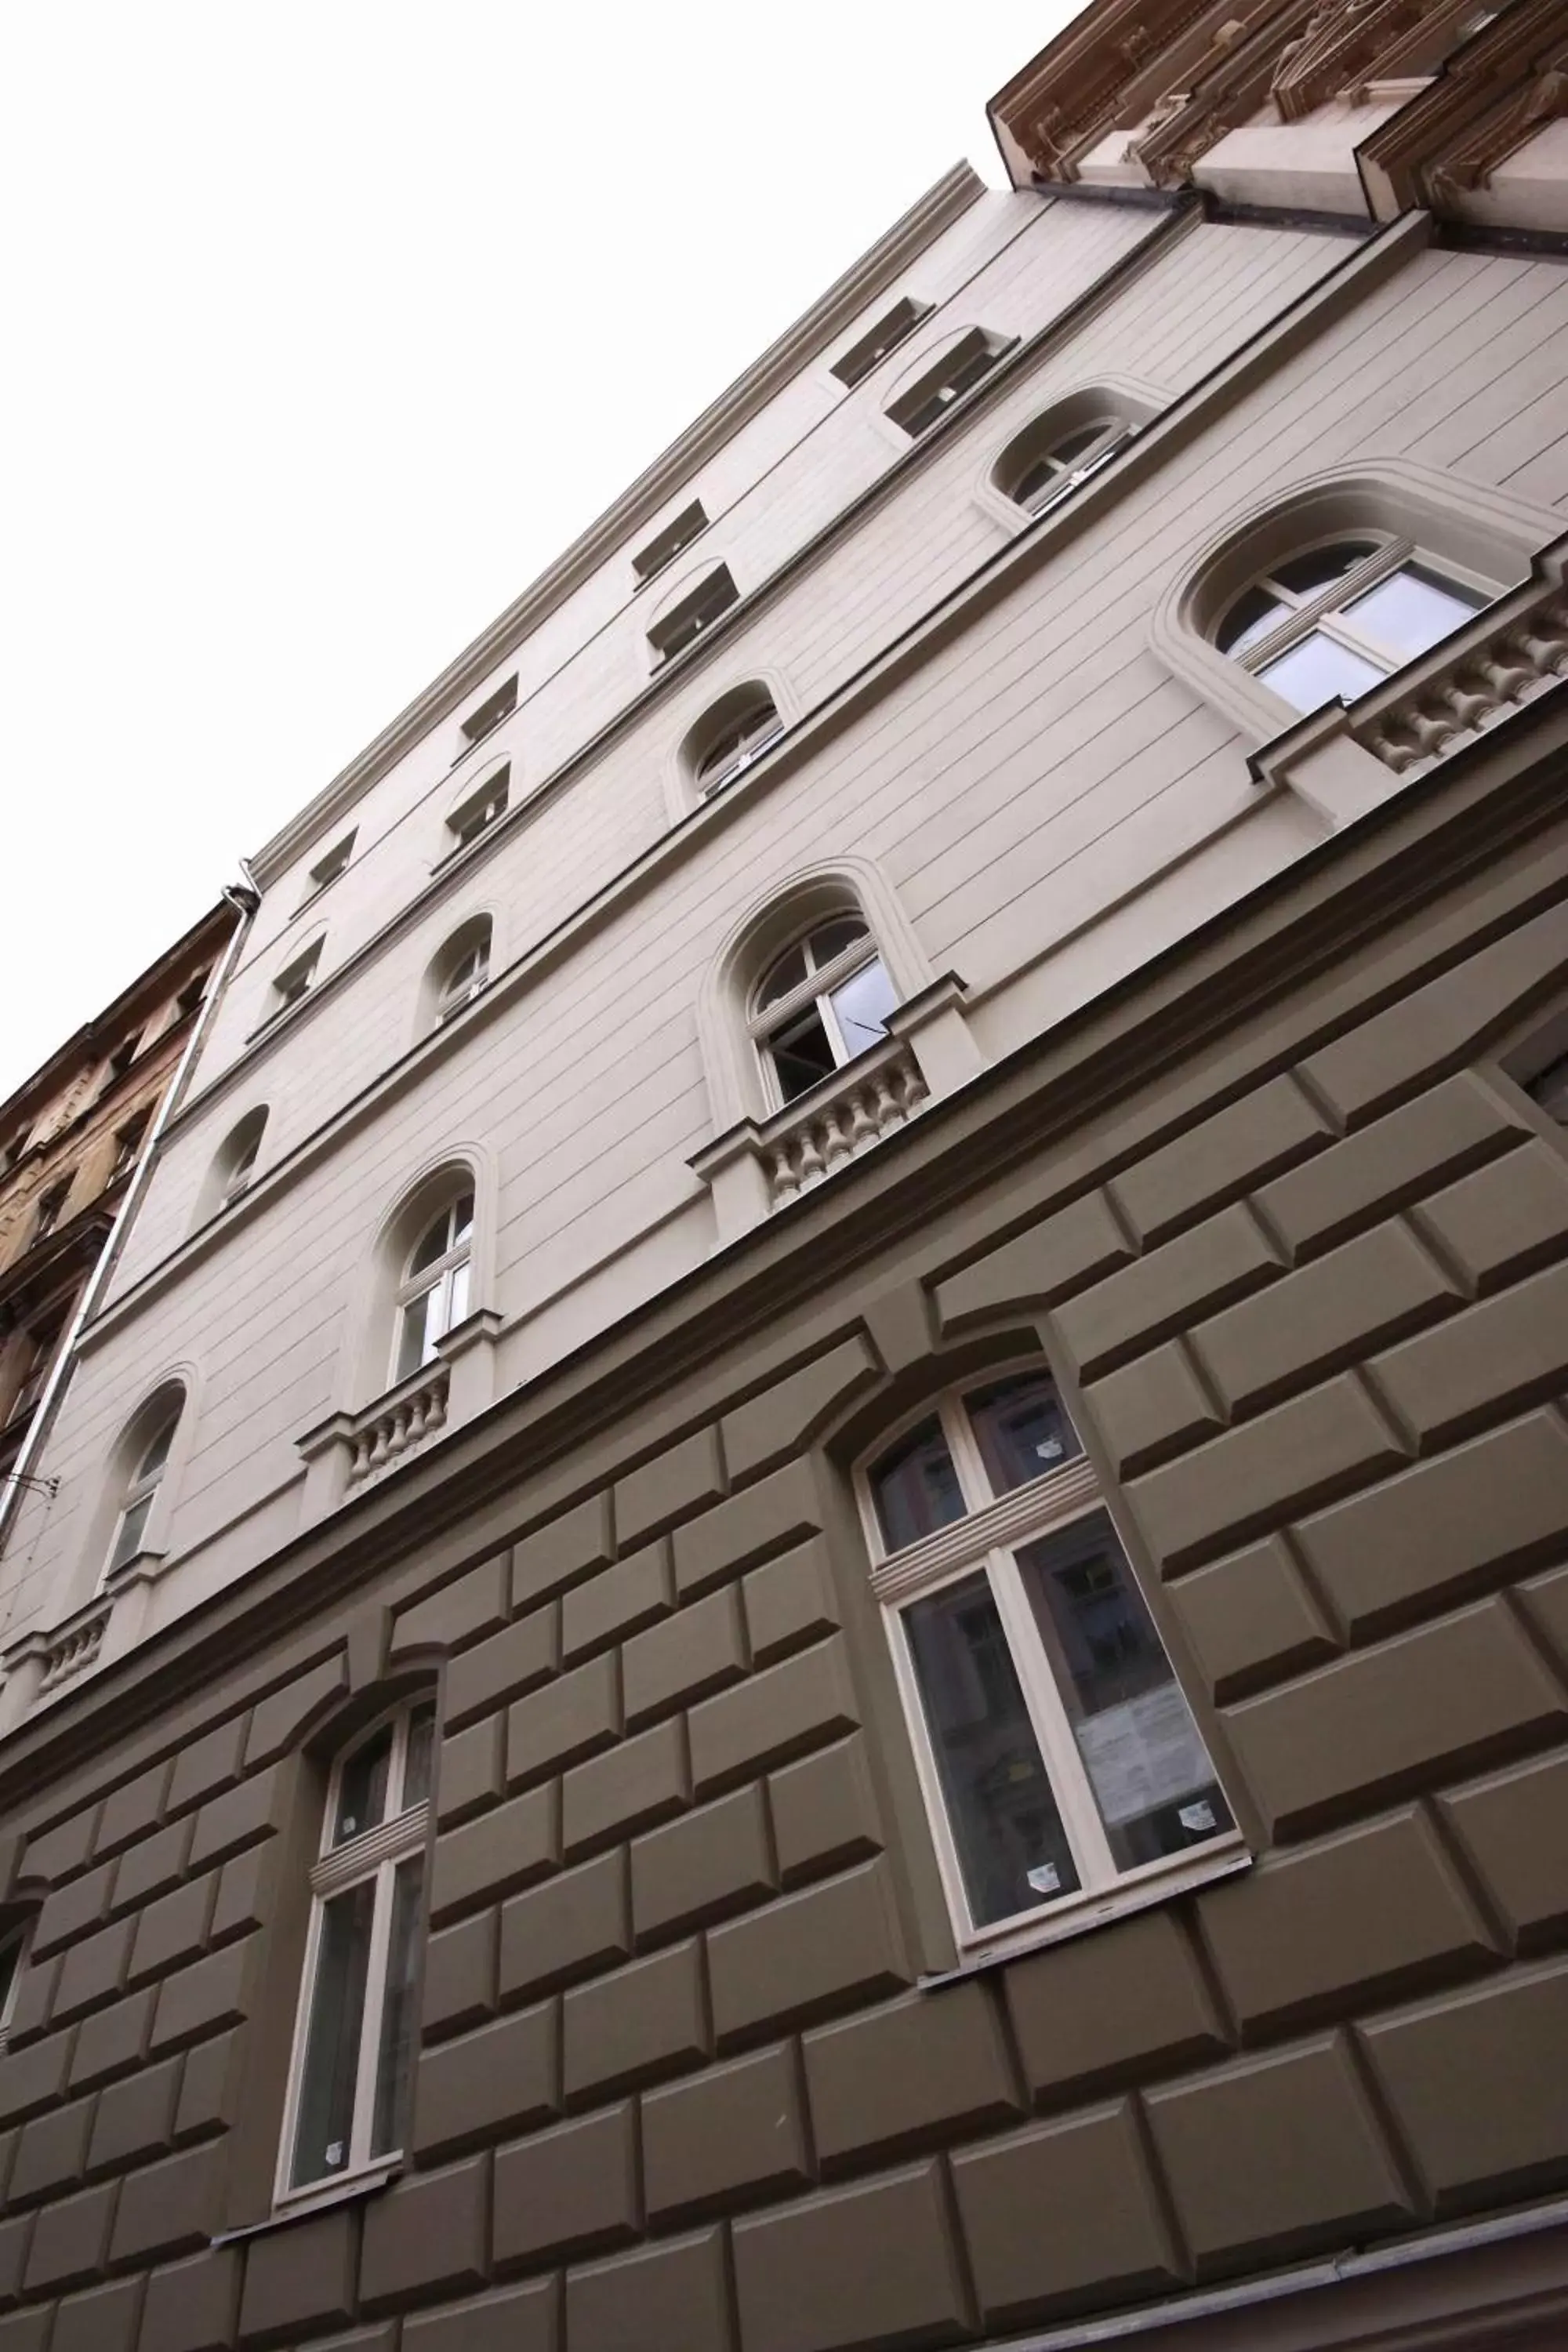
<box><xmin>648</xmin><ymin>565</ymin><xmax>739</xmax><ymax>665</ymax></box>
<box><xmin>274</xmin><ymin>1697</ymin><xmax>434</xmax><ymax>2209</ymax></box>
<box><xmin>0</xmin><ymin>1921</ymin><xmax>31</xmax><ymax>2057</ymax></box>
<box><xmin>268</xmin><ymin>942</ymin><xmax>322</xmax><ymax>1024</ymax></box>
<box><xmin>696</xmin><ymin>698</ymin><xmax>783</xmax><ymax>797</ymax></box>
<box><xmin>445</xmin><ymin>769</ymin><xmax>509</xmax><ymax>858</ymax></box>
<box><xmin>633</xmin><ymin>499</ymin><xmax>709</xmax><ymax>586</ymax></box>
<box><xmin>221</xmin><ymin>1125</ymin><xmax>263</xmax><ymax>1207</ymax></box>
<box><xmin>1007</xmin><ymin>417</ymin><xmax>1131</xmax><ymax>516</ymax></box>
<box><xmin>856</xmin><ymin>1366</ymin><xmax>1245</xmax><ymax>1965</ymax></box>
<box><xmin>437</xmin><ymin>932</ymin><xmax>491</xmax><ymax>1023</ymax></box>
<box><xmin>457</xmin><ymin>675</ymin><xmax>517</xmax><ymax>757</ymax></box>
<box><xmin>1217</xmin><ymin>535</ymin><xmax>1493</xmax><ymax>704</ymax></box>
<box><xmin>302</xmin><ymin>831</ymin><xmax>356</xmax><ymax>906</ymax></box>
<box><xmin>885</xmin><ymin>328</ymin><xmax>1014</xmax><ymax>439</ymax></box>
<box><xmin>829</xmin><ymin>296</ymin><xmax>931</xmax><ymax>390</ymax></box>
<box><xmin>103</xmin><ymin>1409</ymin><xmax>178</xmax><ymax>1582</ymax></box>
<box><xmin>392</xmin><ymin>1195</ymin><xmax>474</xmax><ymax>1382</ymax></box>
<box><xmin>749</xmin><ymin>920</ymin><xmax>895</xmax><ymax>1112</ymax></box>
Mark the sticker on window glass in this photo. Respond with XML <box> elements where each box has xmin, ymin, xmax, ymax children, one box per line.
<box><xmin>325</xmin><ymin>2141</ymin><xmax>344</xmax><ymax>2169</ymax></box>
<box><xmin>1178</xmin><ymin>1800</ymin><xmax>1217</xmax><ymax>1834</ymax></box>
<box><xmin>1025</xmin><ymin>1863</ymin><xmax>1062</xmax><ymax>1894</ymax></box>
<box><xmin>1036</xmin><ymin>1435</ymin><xmax>1065</xmax><ymax>1460</ymax></box>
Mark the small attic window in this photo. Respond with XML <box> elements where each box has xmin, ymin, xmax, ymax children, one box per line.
<box><xmin>830</xmin><ymin>297</ymin><xmax>931</xmax><ymax>389</ymax></box>
<box><xmin>648</xmin><ymin>566</ymin><xmax>739</xmax><ymax>665</ymax></box>
<box><xmin>887</xmin><ymin>329</ymin><xmax>1014</xmax><ymax>438</ymax></box>
<box><xmin>633</xmin><ymin>501</ymin><xmax>709</xmax><ymax>586</ymax></box>
<box><xmin>459</xmin><ymin>676</ymin><xmax>517</xmax><ymax>756</ymax></box>
<box><xmin>303</xmin><ymin>830</ymin><xmax>356</xmax><ymax>902</ymax></box>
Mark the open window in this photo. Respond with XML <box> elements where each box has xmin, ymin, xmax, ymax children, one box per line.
<box><xmin>686</xmin><ymin>686</ymin><xmax>784</xmax><ymax>800</ymax></box>
<box><xmin>110</xmin><ymin>1107</ymin><xmax>151</xmax><ymax>1180</ymax></box>
<box><xmin>1214</xmin><ymin>537</ymin><xmax>1490</xmax><ymax>714</ymax></box>
<box><xmin>276</xmin><ymin>1694</ymin><xmax>434</xmax><ymax>2203</ymax></box>
<box><xmin>103</xmin><ymin>1388</ymin><xmax>183</xmax><ymax>1581</ymax></box>
<box><xmin>633</xmin><ymin>499</ymin><xmax>709</xmax><ymax>586</ymax></box>
<box><xmin>751</xmin><ymin>915</ymin><xmax>898</xmax><ymax>1108</ymax></box>
<box><xmin>302</xmin><ymin>831</ymin><xmax>356</xmax><ymax>905</ymax></box>
<box><xmin>648</xmin><ymin>566</ymin><xmax>739</xmax><ymax>665</ymax></box>
<box><xmin>267</xmin><ymin>942</ymin><xmax>323</xmax><ymax>1025</ymax></box>
<box><xmin>456</xmin><ymin>675</ymin><xmax>517</xmax><ymax>758</ymax></box>
<box><xmin>886</xmin><ymin>329</ymin><xmax>1014</xmax><ymax>438</ymax></box>
<box><xmin>394</xmin><ymin>1191</ymin><xmax>474</xmax><ymax>1381</ymax></box>
<box><xmin>830</xmin><ymin>296</ymin><xmax>931</xmax><ymax>389</ymax></box>
<box><xmin>860</xmin><ymin>1364</ymin><xmax>1239</xmax><ymax>1957</ymax></box>
<box><xmin>427</xmin><ymin>917</ymin><xmax>492</xmax><ymax>1028</ymax></box>
<box><xmin>201</xmin><ymin>1105</ymin><xmax>269</xmax><ymax>1223</ymax></box>
<box><xmin>444</xmin><ymin>768</ymin><xmax>509</xmax><ymax>859</ymax></box>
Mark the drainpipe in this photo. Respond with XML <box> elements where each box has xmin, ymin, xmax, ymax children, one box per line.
<box><xmin>0</xmin><ymin>871</ymin><xmax>260</xmax><ymax>1561</ymax></box>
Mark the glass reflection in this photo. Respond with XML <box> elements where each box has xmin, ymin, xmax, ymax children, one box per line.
<box><xmin>966</xmin><ymin>1374</ymin><xmax>1080</xmax><ymax>1495</ymax></box>
<box><xmin>870</xmin><ymin>1418</ymin><xmax>965</xmax><ymax>1552</ymax></box>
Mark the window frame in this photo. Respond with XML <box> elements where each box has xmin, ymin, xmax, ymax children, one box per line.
<box><xmin>456</xmin><ymin>675</ymin><xmax>517</xmax><ymax>759</ymax></box>
<box><xmin>1214</xmin><ymin>534</ymin><xmax>1493</xmax><ymax>712</ymax></box>
<box><xmin>648</xmin><ymin>565</ymin><xmax>739</xmax><ymax>666</ymax></box>
<box><xmin>0</xmin><ymin>1920</ymin><xmax>32</xmax><ymax>2057</ymax></box>
<box><xmin>1005</xmin><ymin>416</ymin><xmax>1131</xmax><ymax>517</ymax></box>
<box><xmin>856</xmin><ymin>1365</ymin><xmax>1245</xmax><ymax>1965</ymax></box>
<box><xmin>748</xmin><ymin>919</ymin><xmax>896</xmax><ymax>1111</ymax></box>
<box><xmin>829</xmin><ymin>296</ymin><xmax>932</xmax><ymax>390</ymax></box>
<box><xmin>435</xmin><ymin>930</ymin><xmax>492</xmax><ymax>1024</ymax></box>
<box><xmin>392</xmin><ymin>1193</ymin><xmax>474</xmax><ymax>1383</ymax></box>
<box><xmin>33</xmin><ymin>1178</ymin><xmax>71</xmax><ymax>1238</ymax></box>
<box><xmin>274</xmin><ymin>1696</ymin><xmax>434</xmax><ymax>2209</ymax></box>
<box><xmin>110</xmin><ymin>1109</ymin><xmax>151</xmax><ymax>1180</ymax></box>
<box><xmin>633</xmin><ymin>499</ymin><xmax>710</xmax><ymax>586</ymax></box>
<box><xmin>266</xmin><ymin>942</ymin><xmax>323</xmax><ymax>1026</ymax></box>
<box><xmin>302</xmin><ymin>831</ymin><xmax>357</xmax><ymax>906</ymax></box>
<box><xmin>885</xmin><ymin>329</ymin><xmax>1016</xmax><ymax>439</ymax></box>
<box><xmin>443</xmin><ymin>768</ymin><xmax>510</xmax><ymax>861</ymax></box>
<box><xmin>695</xmin><ymin>695</ymin><xmax>784</xmax><ymax>797</ymax></box>
<box><xmin>103</xmin><ymin>1406</ymin><xmax>179</xmax><ymax>1582</ymax></box>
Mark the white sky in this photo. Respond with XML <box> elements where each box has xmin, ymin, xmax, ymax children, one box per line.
<box><xmin>0</xmin><ymin>2</ymin><xmax>1067</xmax><ymax>1102</ymax></box>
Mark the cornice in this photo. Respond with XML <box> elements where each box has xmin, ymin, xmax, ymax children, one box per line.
<box><xmin>6</xmin><ymin>688</ymin><xmax>1568</xmax><ymax>1803</ymax></box>
<box><xmin>247</xmin><ymin>162</ymin><xmax>988</xmax><ymax>888</ymax></box>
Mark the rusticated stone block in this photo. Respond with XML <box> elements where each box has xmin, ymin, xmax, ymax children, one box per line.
<box><xmin>1223</xmin><ymin>1600</ymin><xmax>1568</xmax><ymax>1837</ymax></box>
<box><xmin>172</xmin><ymin>2029</ymin><xmax>241</xmax><ymax>2143</ymax></box>
<box><xmin>1362</xmin><ymin>1957</ymin><xmax>1568</xmax><ymax>2209</ymax></box>
<box><xmin>615</xmin><ymin>1430</ymin><xmax>724</xmax><ymax>1554</ymax></box>
<box><xmin>1520</xmin><ymin>1561</ymin><xmax>1568</xmax><ymax>1672</ymax></box>
<box><xmin>147</xmin><ymin>1940</ymin><xmax>251</xmax><ymax>2054</ymax></box>
<box><xmin>111</xmin><ymin>1819</ymin><xmax>191</xmax><ymax>1913</ymax></box>
<box><xmin>569</xmin><ymin>2224</ymin><xmax>731</xmax><ymax>2352</ymax></box>
<box><xmin>390</xmin><ymin>1554</ymin><xmax>510</xmax><ymax>1659</ymax></box>
<box><xmin>32</xmin><ymin>1861</ymin><xmax>114</xmax><ymax>1960</ymax></box>
<box><xmin>187</xmin><ymin>1766</ymin><xmax>279</xmax><ymax>1875</ymax></box>
<box><xmin>139</xmin><ymin>2247</ymin><xmax>241</xmax><ymax>2352</ymax></box>
<box><xmin>436</xmin><ymin>1714</ymin><xmax>503</xmax><ymax>1829</ymax></box>
<box><xmin>211</xmin><ymin>1842</ymin><xmax>270</xmax><ymax>1945</ymax></box>
<box><xmin>1440</xmin><ymin>1748</ymin><xmax>1568</xmax><ymax>1950</ymax></box>
<box><xmin>53</xmin><ymin>1916</ymin><xmax>132</xmax><ymax>2021</ymax></box>
<box><xmin>493</xmin><ymin>2103</ymin><xmax>638</xmax><ymax>2268</ymax></box>
<box><xmin>0</xmin><ymin>2031</ymin><xmax>70</xmax><ymax>2125</ymax></box>
<box><xmin>743</xmin><ymin>1537</ymin><xmax>840</xmax><ymax>1667</ymax></box>
<box><xmin>28</xmin><ymin>2178</ymin><xmax>116</xmax><ymax>2290</ymax></box>
<box><xmin>708</xmin><ymin>1859</ymin><xmax>909</xmax><ymax>2048</ymax></box>
<box><xmin>129</xmin><ymin>1874</ymin><xmax>216</xmax><ymax>1985</ymax></box>
<box><xmin>732</xmin><ymin>2158</ymin><xmax>971</xmax><ymax>2352</ymax></box>
<box><xmin>445</xmin><ymin>1610</ymin><xmax>557</xmax><ymax>1733</ymax></box>
<box><xmin>49</xmin><ymin>2278</ymin><xmax>140</xmax><ymax>2352</ymax></box>
<box><xmin>422</xmin><ymin>1908</ymin><xmax>496</xmax><ymax>2042</ymax></box>
<box><xmin>631</xmin><ymin>1782</ymin><xmax>775</xmax><ymax>1947</ymax></box>
<box><xmin>673</xmin><ymin>1459</ymin><xmax>821</xmax><ymax>1599</ymax></box>
<box><xmin>1256</xmin><ymin>1073</ymin><xmax>1523</xmax><ymax>1258</ymax></box>
<box><xmin>1059</xmin><ymin>1203</ymin><xmax>1283</xmax><ymax>1379</ymax></box>
<box><xmin>506</xmin><ymin>1652</ymin><xmax>619</xmax><ymax>1791</ymax></box>
<box><xmin>1129</xmin><ymin>1375</ymin><xmax>1407</xmax><ymax>1573</ymax></box>
<box><xmin>86</xmin><ymin>2054</ymin><xmax>180</xmax><ymax>2176</ymax></box>
<box><xmin>563</xmin><ymin>1938</ymin><xmax>708</xmax><ymax>2103</ymax></box>
<box><xmin>430</xmin><ymin>1783</ymin><xmax>557</xmax><ymax>1926</ymax></box>
<box><xmin>769</xmin><ymin>1737</ymin><xmax>884</xmax><ymax>1887</ymax></box>
<box><xmin>413</xmin><ymin>2002</ymin><xmax>557</xmax><ymax>2160</ymax></box>
<box><xmin>243</xmin><ymin>1652</ymin><xmax>348</xmax><ymax>1769</ymax></box>
<box><xmin>165</xmin><ymin>1718</ymin><xmax>247</xmax><ymax>1817</ymax></box>
<box><xmin>1192</xmin><ymin>1221</ymin><xmax>1457</xmax><ymax>1418</ymax></box>
<box><xmin>0</xmin><ymin>2313</ymin><xmax>49</xmax><ymax>2352</ymax></box>
<box><xmin>643</xmin><ymin>2042</ymin><xmax>811</xmax><ymax>2223</ymax></box>
<box><xmin>1416</xmin><ymin>1139</ymin><xmax>1568</xmax><ymax>1293</ymax></box>
<box><xmin>359</xmin><ymin>2152</ymin><xmax>489</xmax><ymax>2314</ymax></box>
<box><xmin>1146</xmin><ymin>2034</ymin><xmax>1414</xmax><ymax>2269</ymax></box>
<box><xmin>510</xmin><ymin>1492</ymin><xmax>613</xmax><ymax>1609</ymax></box>
<box><xmin>401</xmin><ymin>2279</ymin><xmax>556</xmax><ymax>2352</ymax></box>
<box><xmin>804</xmin><ymin>1980</ymin><xmax>1021</xmax><ymax>2170</ymax></box>
<box><xmin>93</xmin><ymin>1769</ymin><xmax>165</xmax><ymax>1860</ymax></box>
<box><xmin>1087</xmin><ymin>1342</ymin><xmax>1225</xmax><ymax>1478</ymax></box>
<box><xmin>70</xmin><ymin>1989</ymin><xmax>154</xmax><ymax>2090</ymax></box>
<box><xmin>1112</xmin><ymin>1078</ymin><xmax>1330</xmax><ymax>1247</ymax></box>
<box><xmin>3</xmin><ymin>1954</ymin><xmax>56</xmax><ymax>2049</ymax></box>
<box><xmin>622</xmin><ymin>1585</ymin><xmax>748</xmax><ymax>1730</ymax></box>
<box><xmin>8</xmin><ymin>2101</ymin><xmax>91</xmax><ymax>2205</ymax></box>
<box><xmin>690</xmin><ymin>1635</ymin><xmax>858</xmax><ymax>1797</ymax></box>
<box><xmin>0</xmin><ymin>2212</ymin><xmax>27</xmax><ymax>2307</ymax></box>
<box><xmin>1004</xmin><ymin>1905</ymin><xmax>1229</xmax><ymax>2100</ymax></box>
<box><xmin>934</xmin><ymin>1191</ymin><xmax>1133</xmax><ymax>1331</ymax></box>
<box><xmin>564</xmin><ymin>1716</ymin><xmax>688</xmax><ymax>1857</ymax></box>
<box><xmin>109</xmin><ymin>2142</ymin><xmax>217</xmax><ymax>2263</ymax></box>
<box><xmin>721</xmin><ymin>1334</ymin><xmax>878</xmax><ymax>1483</ymax></box>
<box><xmin>953</xmin><ymin>2099</ymin><xmax>1185</xmax><ymax>2329</ymax></box>
<box><xmin>499</xmin><ymin>1849</ymin><xmax>629</xmax><ymax>2003</ymax></box>
<box><xmin>237</xmin><ymin>2204</ymin><xmax>356</xmax><ymax>2342</ymax></box>
<box><xmin>1197</xmin><ymin>1809</ymin><xmax>1496</xmax><ymax>2033</ymax></box>
<box><xmin>562</xmin><ymin>1543</ymin><xmax>672</xmax><ymax>1662</ymax></box>
<box><xmin>1167</xmin><ymin>1538</ymin><xmax>1339</xmax><ymax>1700</ymax></box>
<box><xmin>1301</xmin><ymin>902</ymin><xmax>1568</xmax><ymax>1128</ymax></box>
<box><xmin>1293</xmin><ymin>1410</ymin><xmax>1568</xmax><ymax>1639</ymax></box>
<box><xmin>21</xmin><ymin>1810</ymin><xmax>98</xmax><ymax>1886</ymax></box>
<box><xmin>1370</xmin><ymin>1259</ymin><xmax>1568</xmax><ymax>1450</ymax></box>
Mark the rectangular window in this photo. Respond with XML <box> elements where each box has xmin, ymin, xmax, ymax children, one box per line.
<box><xmin>267</xmin><ymin>943</ymin><xmax>322</xmax><ymax>1023</ymax></box>
<box><xmin>830</xmin><ymin>296</ymin><xmax>931</xmax><ymax>389</ymax></box>
<box><xmin>303</xmin><ymin>831</ymin><xmax>356</xmax><ymax>902</ymax></box>
<box><xmin>633</xmin><ymin>499</ymin><xmax>709</xmax><ymax>585</ymax></box>
<box><xmin>885</xmin><ymin>328</ymin><xmax>1014</xmax><ymax>437</ymax></box>
<box><xmin>458</xmin><ymin>676</ymin><xmax>517</xmax><ymax>756</ymax></box>
<box><xmin>648</xmin><ymin>566</ymin><xmax>739</xmax><ymax>665</ymax></box>
<box><xmin>100</xmin><ymin>1034</ymin><xmax>141</xmax><ymax>1095</ymax></box>
<box><xmin>33</xmin><ymin>1178</ymin><xmax>71</xmax><ymax>1237</ymax></box>
<box><xmin>111</xmin><ymin>1109</ymin><xmax>151</xmax><ymax>1178</ymax></box>
<box><xmin>445</xmin><ymin>768</ymin><xmax>509</xmax><ymax>858</ymax></box>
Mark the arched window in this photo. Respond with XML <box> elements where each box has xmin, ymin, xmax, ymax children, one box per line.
<box><xmin>215</xmin><ymin>1108</ymin><xmax>267</xmax><ymax>1211</ymax></box>
<box><xmin>751</xmin><ymin>915</ymin><xmax>898</xmax><ymax>1107</ymax></box>
<box><xmin>1000</xmin><ymin>413</ymin><xmax>1131</xmax><ymax>515</ymax></box>
<box><xmin>444</xmin><ymin>766</ymin><xmax>510</xmax><ymax>860</ymax></box>
<box><xmin>430</xmin><ymin>920</ymin><xmax>492</xmax><ymax>1026</ymax></box>
<box><xmin>394</xmin><ymin>1192</ymin><xmax>473</xmax><ymax>1380</ymax></box>
<box><xmin>277</xmin><ymin>1694</ymin><xmax>434</xmax><ymax>2199</ymax></box>
<box><xmin>691</xmin><ymin>691</ymin><xmax>782</xmax><ymax>797</ymax></box>
<box><xmin>105</xmin><ymin>1393</ymin><xmax>183</xmax><ymax>1577</ymax></box>
<box><xmin>859</xmin><ymin>1363</ymin><xmax>1236</xmax><ymax>1951</ymax></box>
<box><xmin>1214</xmin><ymin>535</ymin><xmax>1489</xmax><ymax>713</ymax></box>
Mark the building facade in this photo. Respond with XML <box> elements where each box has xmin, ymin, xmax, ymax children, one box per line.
<box><xmin>0</xmin><ymin>6</ymin><xmax>1566</xmax><ymax>2348</ymax></box>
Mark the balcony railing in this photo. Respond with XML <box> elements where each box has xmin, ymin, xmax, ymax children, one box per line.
<box><xmin>764</xmin><ymin>1040</ymin><xmax>930</xmax><ymax>1209</ymax></box>
<box><xmin>35</xmin><ymin>1599</ymin><xmax>112</xmax><ymax>1697</ymax></box>
<box><xmin>1351</xmin><ymin>569</ymin><xmax>1568</xmax><ymax>780</ymax></box>
<box><xmin>346</xmin><ymin>1362</ymin><xmax>450</xmax><ymax>1488</ymax></box>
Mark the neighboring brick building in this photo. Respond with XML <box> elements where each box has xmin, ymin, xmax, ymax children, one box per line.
<box><xmin>0</xmin><ymin>6</ymin><xmax>1566</xmax><ymax>2350</ymax></box>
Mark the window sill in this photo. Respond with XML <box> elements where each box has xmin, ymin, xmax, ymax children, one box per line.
<box><xmin>918</xmin><ymin>1841</ymin><xmax>1252</xmax><ymax>1989</ymax></box>
<box><xmin>212</xmin><ymin>2163</ymin><xmax>401</xmax><ymax>2245</ymax></box>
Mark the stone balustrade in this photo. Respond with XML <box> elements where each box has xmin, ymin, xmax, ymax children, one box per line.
<box><xmin>35</xmin><ymin>1601</ymin><xmax>112</xmax><ymax>1696</ymax></box>
<box><xmin>1352</xmin><ymin>579</ymin><xmax>1568</xmax><ymax>779</ymax></box>
<box><xmin>764</xmin><ymin>1042</ymin><xmax>930</xmax><ymax>1209</ymax></box>
<box><xmin>346</xmin><ymin>1363</ymin><xmax>450</xmax><ymax>1487</ymax></box>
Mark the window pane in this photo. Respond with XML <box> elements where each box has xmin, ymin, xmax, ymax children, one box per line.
<box><xmin>1271</xmin><ymin>540</ymin><xmax>1378</xmax><ymax>596</ymax></box>
<box><xmin>291</xmin><ymin>1878</ymin><xmax>376</xmax><ymax>2187</ymax></box>
<box><xmin>769</xmin><ymin>1007</ymin><xmax>838</xmax><ymax>1102</ymax></box>
<box><xmin>904</xmin><ymin>1571</ymin><xmax>1080</xmax><ymax>1926</ymax></box>
<box><xmin>396</xmin><ymin>1286</ymin><xmax>435</xmax><ymax>1381</ymax></box>
<box><xmin>0</xmin><ymin>1933</ymin><xmax>24</xmax><ymax>2024</ymax></box>
<box><xmin>136</xmin><ymin>1418</ymin><xmax>176</xmax><ymax>1482</ymax></box>
<box><xmin>757</xmin><ymin>944</ymin><xmax>808</xmax><ymax>1010</ymax></box>
<box><xmin>1217</xmin><ymin>584</ymin><xmax>1289</xmax><ymax>655</ymax></box>
<box><xmin>451</xmin><ymin>1192</ymin><xmax>475</xmax><ymax>1247</ymax></box>
<box><xmin>335</xmin><ymin>1723</ymin><xmax>394</xmax><ymax>1844</ymax></box>
<box><xmin>828</xmin><ymin>957</ymin><xmax>897</xmax><ymax>1059</ymax></box>
<box><xmin>1017</xmin><ymin>1515</ymin><xmax>1231</xmax><ymax>1871</ymax></box>
<box><xmin>966</xmin><ymin>1373</ymin><xmax>1080</xmax><ymax>1496</ymax></box>
<box><xmin>1341</xmin><ymin>564</ymin><xmax>1485</xmax><ymax>660</ymax></box>
<box><xmin>408</xmin><ymin>1213</ymin><xmax>450</xmax><ymax>1276</ymax></box>
<box><xmin>369</xmin><ymin>1853</ymin><xmax>426</xmax><ymax>2158</ymax></box>
<box><xmin>107</xmin><ymin>1491</ymin><xmax>154</xmax><ymax>1573</ymax></box>
<box><xmin>1014</xmin><ymin>456</ymin><xmax>1066</xmax><ymax>513</ymax></box>
<box><xmin>869</xmin><ymin>1417</ymin><xmax>965</xmax><ymax>1552</ymax></box>
<box><xmin>401</xmin><ymin>1704</ymin><xmax>437</xmax><ymax>1809</ymax></box>
<box><xmin>809</xmin><ymin>917</ymin><xmax>868</xmax><ymax>967</ymax></box>
<box><xmin>1258</xmin><ymin>629</ymin><xmax>1386</xmax><ymax>712</ymax></box>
